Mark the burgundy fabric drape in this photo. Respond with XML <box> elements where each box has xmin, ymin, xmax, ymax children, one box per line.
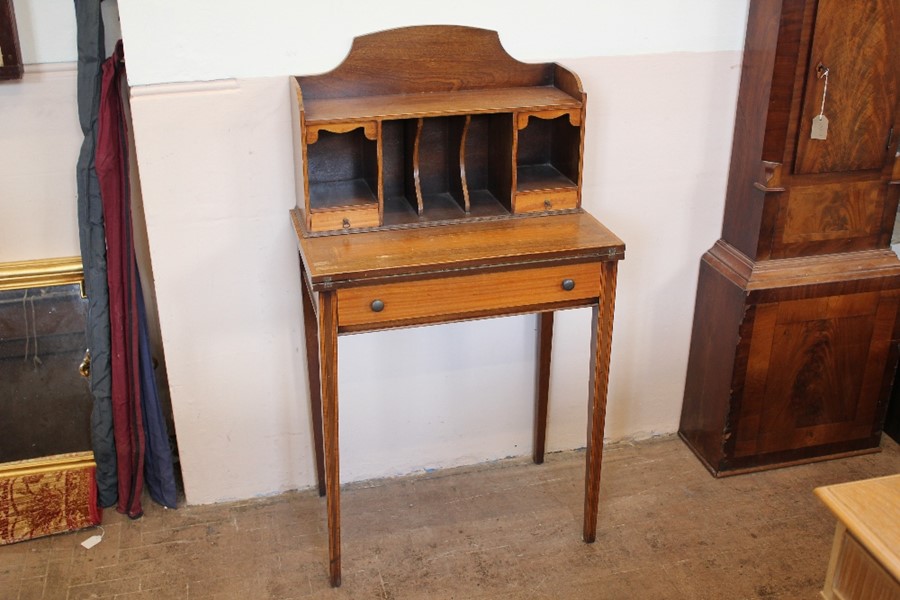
<box><xmin>95</xmin><ymin>40</ymin><xmax>145</xmax><ymax>519</ymax></box>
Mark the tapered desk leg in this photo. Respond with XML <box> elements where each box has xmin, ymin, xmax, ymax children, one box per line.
<box><xmin>533</xmin><ymin>312</ymin><xmax>554</xmax><ymax>464</ymax></box>
<box><xmin>318</xmin><ymin>291</ymin><xmax>341</xmax><ymax>587</ymax></box>
<box><xmin>299</xmin><ymin>261</ymin><xmax>326</xmax><ymax>497</ymax></box>
<box><xmin>583</xmin><ymin>261</ymin><xmax>618</xmax><ymax>543</ymax></box>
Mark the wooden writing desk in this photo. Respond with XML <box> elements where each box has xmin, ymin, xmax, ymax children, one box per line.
<box><xmin>288</xmin><ymin>26</ymin><xmax>625</xmax><ymax>586</ymax></box>
<box><xmin>293</xmin><ymin>210</ymin><xmax>624</xmax><ymax>586</ymax></box>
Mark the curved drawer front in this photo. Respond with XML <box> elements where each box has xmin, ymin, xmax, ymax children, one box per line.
<box><xmin>337</xmin><ymin>262</ymin><xmax>601</xmax><ymax>329</ymax></box>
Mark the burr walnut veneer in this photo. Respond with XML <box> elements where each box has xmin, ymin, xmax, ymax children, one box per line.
<box><xmin>290</xmin><ymin>26</ymin><xmax>624</xmax><ymax>587</ymax></box>
<box><xmin>680</xmin><ymin>0</ymin><xmax>900</xmax><ymax>476</ymax></box>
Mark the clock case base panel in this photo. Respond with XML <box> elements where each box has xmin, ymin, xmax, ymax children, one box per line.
<box><xmin>679</xmin><ymin>242</ymin><xmax>900</xmax><ymax>477</ymax></box>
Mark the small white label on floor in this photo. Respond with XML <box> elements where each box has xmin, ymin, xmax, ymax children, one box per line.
<box><xmin>81</xmin><ymin>534</ymin><xmax>103</xmax><ymax>549</ymax></box>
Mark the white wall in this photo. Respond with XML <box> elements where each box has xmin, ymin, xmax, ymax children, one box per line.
<box><xmin>0</xmin><ymin>1</ymin><xmax>120</xmax><ymax>263</ymax></box>
<box><xmin>117</xmin><ymin>0</ymin><xmax>748</xmax><ymax>86</ymax></box>
<box><xmin>5</xmin><ymin>0</ymin><xmax>751</xmax><ymax>504</ymax></box>
<box><xmin>0</xmin><ymin>64</ymin><xmax>81</xmax><ymax>262</ymax></box>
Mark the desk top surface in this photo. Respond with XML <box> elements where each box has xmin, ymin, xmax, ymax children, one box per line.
<box><xmin>293</xmin><ymin>210</ymin><xmax>624</xmax><ymax>289</ymax></box>
<box><xmin>815</xmin><ymin>474</ymin><xmax>900</xmax><ymax>580</ymax></box>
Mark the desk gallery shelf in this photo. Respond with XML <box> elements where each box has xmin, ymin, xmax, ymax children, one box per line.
<box><xmin>290</xmin><ymin>26</ymin><xmax>587</xmax><ymax>234</ymax></box>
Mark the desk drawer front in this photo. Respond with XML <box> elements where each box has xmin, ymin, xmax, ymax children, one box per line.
<box><xmin>514</xmin><ymin>189</ymin><xmax>579</xmax><ymax>214</ymax></box>
<box><xmin>337</xmin><ymin>262</ymin><xmax>601</xmax><ymax>328</ymax></box>
<box><xmin>309</xmin><ymin>206</ymin><xmax>380</xmax><ymax>233</ymax></box>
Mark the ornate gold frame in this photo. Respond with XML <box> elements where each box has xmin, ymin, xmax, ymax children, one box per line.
<box><xmin>0</xmin><ymin>451</ymin><xmax>96</xmax><ymax>478</ymax></box>
<box><xmin>0</xmin><ymin>256</ymin><xmax>85</xmax><ymax>295</ymax></box>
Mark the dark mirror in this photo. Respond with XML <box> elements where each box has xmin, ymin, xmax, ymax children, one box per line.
<box><xmin>0</xmin><ymin>283</ymin><xmax>92</xmax><ymax>462</ymax></box>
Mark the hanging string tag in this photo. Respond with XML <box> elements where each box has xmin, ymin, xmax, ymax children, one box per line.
<box><xmin>811</xmin><ymin>65</ymin><xmax>829</xmax><ymax>140</ymax></box>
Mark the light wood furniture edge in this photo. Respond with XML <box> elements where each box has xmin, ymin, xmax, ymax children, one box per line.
<box><xmin>815</xmin><ymin>474</ymin><xmax>900</xmax><ymax>585</ymax></box>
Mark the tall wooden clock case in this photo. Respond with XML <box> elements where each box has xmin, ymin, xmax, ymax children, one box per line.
<box><xmin>679</xmin><ymin>0</ymin><xmax>900</xmax><ymax>475</ymax></box>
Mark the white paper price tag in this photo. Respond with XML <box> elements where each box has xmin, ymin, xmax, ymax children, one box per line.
<box><xmin>81</xmin><ymin>534</ymin><xmax>103</xmax><ymax>549</ymax></box>
<box><xmin>811</xmin><ymin>115</ymin><xmax>829</xmax><ymax>140</ymax></box>
<box><xmin>811</xmin><ymin>65</ymin><xmax>830</xmax><ymax>141</ymax></box>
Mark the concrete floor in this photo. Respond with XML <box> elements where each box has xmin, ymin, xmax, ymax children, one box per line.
<box><xmin>2</xmin><ymin>435</ymin><xmax>899</xmax><ymax>600</ymax></box>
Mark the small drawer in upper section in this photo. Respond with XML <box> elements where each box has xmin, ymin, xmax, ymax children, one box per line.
<box><xmin>308</xmin><ymin>205</ymin><xmax>380</xmax><ymax>233</ymax></box>
<box><xmin>514</xmin><ymin>109</ymin><xmax>582</xmax><ymax>214</ymax></box>
<box><xmin>302</xmin><ymin>121</ymin><xmax>380</xmax><ymax>233</ymax></box>
<box><xmin>514</xmin><ymin>189</ymin><xmax>579</xmax><ymax>214</ymax></box>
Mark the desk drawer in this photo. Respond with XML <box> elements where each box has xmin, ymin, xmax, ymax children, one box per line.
<box><xmin>514</xmin><ymin>189</ymin><xmax>579</xmax><ymax>214</ymax></box>
<box><xmin>337</xmin><ymin>262</ymin><xmax>601</xmax><ymax>328</ymax></box>
<box><xmin>309</xmin><ymin>206</ymin><xmax>380</xmax><ymax>233</ymax></box>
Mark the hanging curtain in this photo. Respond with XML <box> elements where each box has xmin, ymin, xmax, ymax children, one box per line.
<box><xmin>96</xmin><ymin>39</ymin><xmax>144</xmax><ymax>518</ymax></box>
<box><xmin>75</xmin><ymin>0</ymin><xmax>117</xmax><ymax>510</ymax></box>
<box><xmin>76</xmin><ymin>3</ymin><xmax>178</xmax><ymax>515</ymax></box>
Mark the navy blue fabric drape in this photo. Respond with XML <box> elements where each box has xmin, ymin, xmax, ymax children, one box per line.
<box><xmin>137</xmin><ymin>278</ymin><xmax>178</xmax><ymax>509</ymax></box>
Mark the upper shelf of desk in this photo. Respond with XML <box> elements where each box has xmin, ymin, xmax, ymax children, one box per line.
<box><xmin>301</xmin><ymin>86</ymin><xmax>582</xmax><ymax>125</ymax></box>
<box><xmin>290</xmin><ymin>25</ymin><xmax>587</xmax><ymax>236</ymax></box>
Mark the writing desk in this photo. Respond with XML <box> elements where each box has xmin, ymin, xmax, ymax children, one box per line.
<box><xmin>292</xmin><ymin>209</ymin><xmax>624</xmax><ymax>586</ymax></box>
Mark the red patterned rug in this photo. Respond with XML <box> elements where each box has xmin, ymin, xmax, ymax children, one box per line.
<box><xmin>0</xmin><ymin>452</ymin><xmax>101</xmax><ymax>545</ymax></box>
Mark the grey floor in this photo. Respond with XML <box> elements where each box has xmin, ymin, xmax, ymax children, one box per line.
<box><xmin>2</xmin><ymin>435</ymin><xmax>899</xmax><ymax>600</ymax></box>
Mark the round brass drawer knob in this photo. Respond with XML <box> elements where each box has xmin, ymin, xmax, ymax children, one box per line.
<box><xmin>561</xmin><ymin>278</ymin><xmax>575</xmax><ymax>291</ymax></box>
<box><xmin>371</xmin><ymin>299</ymin><xmax>385</xmax><ymax>312</ymax></box>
